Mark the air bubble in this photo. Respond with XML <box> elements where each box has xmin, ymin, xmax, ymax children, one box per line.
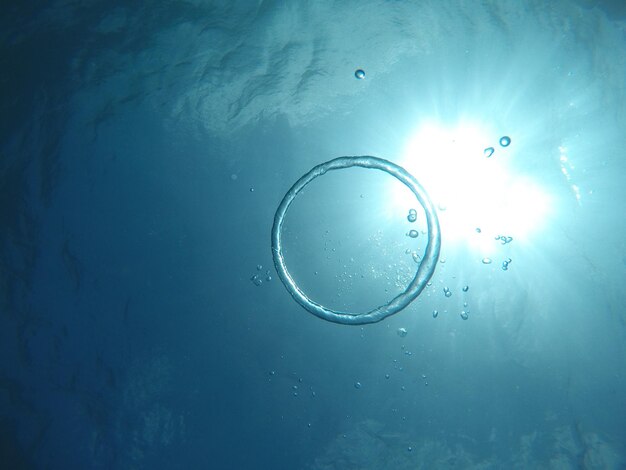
<box><xmin>482</xmin><ymin>257</ymin><xmax>492</xmax><ymax>264</ymax></box>
<box><xmin>408</xmin><ymin>230</ymin><xmax>419</xmax><ymax>238</ymax></box>
<box><xmin>407</xmin><ymin>212</ymin><xmax>417</xmax><ymax>223</ymax></box>
<box><xmin>499</xmin><ymin>136</ymin><xmax>511</xmax><ymax>147</ymax></box>
<box><xmin>355</xmin><ymin>69</ymin><xmax>365</xmax><ymax>79</ymax></box>
<box><xmin>411</xmin><ymin>251</ymin><xmax>421</xmax><ymax>263</ymax></box>
<box><xmin>397</xmin><ymin>327</ymin><xmax>408</xmax><ymax>337</ymax></box>
<box><xmin>462</xmin><ymin>285</ymin><xmax>469</xmax><ymax>292</ymax></box>
<box><xmin>443</xmin><ymin>287</ymin><xmax>452</xmax><ymax>298</ymax></box>
<box><xmin>271</xmin><ymin>156</ymin><xmax>441</xmax><ymax>325</ymax></box>
<box><xmin>354</xmin><ymin>382</ymin><xmax>362</xmax><ymax>389</ymax></box>
<box><xmin>484</xmin><ymin>147</ymin><xmax>495</xmax><ymax>158</ymax></box>
<box><xmin>432</xmin><ymin>309</ymin><xmax>438</xmax><ymax>318</ymax></box>
<box><xmin>460</xmin><ymin>311</ymin><xmax>469</xmax><ymax>320</ymax></box>
<box><xmin>497</xmin><ymin>235</ymin><xmax>513</xmax><ymax>245</ymax></box>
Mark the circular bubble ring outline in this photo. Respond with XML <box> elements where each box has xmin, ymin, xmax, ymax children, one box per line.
<box><xmin>271</xmin><ymin>156</ymin><xmax>441</xmax><ymax>325</ymax></box>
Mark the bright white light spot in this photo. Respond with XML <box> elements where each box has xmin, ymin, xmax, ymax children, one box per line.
<box><xmin>391</xmin><ymin>122</ymin><xmax>550</xmax><ymax>247</ymax></box>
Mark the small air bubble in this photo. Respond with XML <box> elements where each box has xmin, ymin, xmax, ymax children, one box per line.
<box><xmin>484</xmin><ymin>147</ymin><xmax>495</xmax><ymax>158</ymax></box>
<box><xmin>407</xmin><ymin>208</ymin><xmax>417</xmax><ymax>222</ymax></box>
<box><xmin>354</xmin><ymin>69</ymin><xmax>365</xmax><ymax>79</ymax></box>
<box><xmin>499</xmin><ymin>136</ymin><xmax>511</xmax><ymax>147</ymax></box>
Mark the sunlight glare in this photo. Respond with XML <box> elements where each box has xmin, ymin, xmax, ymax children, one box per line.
<box><xmin>392</xmin><ymin>123</ymin><xmax>550</xmax><ymax>249</ymax></box>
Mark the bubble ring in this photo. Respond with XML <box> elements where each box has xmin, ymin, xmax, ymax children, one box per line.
<box><xmin>271</xmin><ymin>156</ymin><xmax>441</xmax><ymax>325</ymax></box>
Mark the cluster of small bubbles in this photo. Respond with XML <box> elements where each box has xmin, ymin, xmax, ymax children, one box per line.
<box><xmin>432</xmin><ymin>309</ymin><xmax>439</xmax><ymax>318</ymax></box>
<box><xmin>499</xmin><ymin>136</ymin><xmax>511</xmax><ymax>147</ymax></box>
<box><xmin>265</xmin><ymin>269</ymin><xmax>272</xmax><ymax>282</ymax></box>
<box><xmin>443</xmin><ymin>287</ymin><xmax>452</xmax><ymax>298</ymax></box>
<box><xmin>397</xmin><ymin>327</ymin><xmax>408</xmax><ymax>337</ymax></box>
<box><xmin>502</xmin><ymin>258</ymin><xmax>512</xmax><ymax>270</ymax></box>
<box><xmin>482</xmin><ymin>257</ymin><xmax>492</xmax><ymax>264</ymax></box>
<box><xmin>484</xmin><ymin>147</ymin><xmax>495</xmax><ymax>158</ymax></box>
<box><xmin>407</xmin><ymin>229</ymin><xmax>419</xmax><ymax>238</ymax></box>
<box><xmin>250</xmin><ymin>274</ymin><xmax>263</xmax><ymax>286</ymax></box>
<box><xmin>495</xmin><ymin>235</ymin><xmax>514</xmax><ymax>245</ymax></box>
<box><xmin>462</xmin><ymin>285</ymin><xmax>469</xmax><ymax>292</ymax></box>
<box><xmin>354</xmin><ymin>381</ymin><xmax>362</xmax><ymax>389</ymax></box>
<box><xmin>411</xmin><ymin>251</ymin><xmax>421</xmax><ymax>263</ymax></box>
<box><xmin>257</xmin><ymin>264</ymin><xmax>263</xmax><ymax>271</ymax></box>
<box><xmin>407</xmin><ymin>208</ymin><xmax>418</xmax><ymax>223</ymax></box>
<box><xmin>460</xmin><ymin>311</ymin><xmax>469</xmax><ymax>320</ymax></box>
<box><xmin>354</xmin><ymin>68</ymin><xmax>365</xmax><ymax>79</ymax></box>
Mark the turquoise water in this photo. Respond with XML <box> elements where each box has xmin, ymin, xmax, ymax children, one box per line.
<box><xmin>1</xmin><ymin>1</ymin><xmax>625</xmax><ymax>468</ymax></box>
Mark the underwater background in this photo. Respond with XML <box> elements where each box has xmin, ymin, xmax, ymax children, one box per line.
<box><xmin>1</xmin><ymin>1</ymin><xmax>625</xmax><ymax>468</ymax></box>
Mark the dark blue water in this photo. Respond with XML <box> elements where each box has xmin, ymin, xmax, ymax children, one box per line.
<box><xmin>2</xmin><ymin>1</ymin><xmax>625</xmax><ymax>468</ymax></box>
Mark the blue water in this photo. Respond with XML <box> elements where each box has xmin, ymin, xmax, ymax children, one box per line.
<box><xmin>2</xmin><ymin>1</ymin><xmax>625</xmax><ymax>468</ymax></box>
